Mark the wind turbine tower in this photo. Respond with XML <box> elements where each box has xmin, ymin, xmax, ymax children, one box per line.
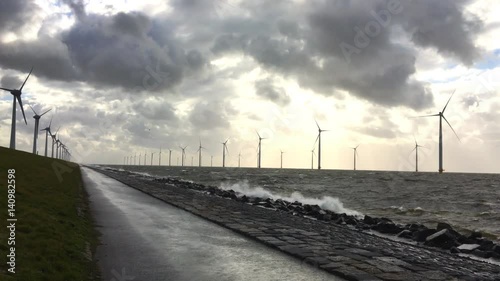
<box><xmin>419</xmin><ymin>91</ymin><xmax>460</xmax><ymax>173</ymax></box>
<box><xmin>352</xmin><ymin>145</ymin><xmax>359</xmax><ymax>171</ymax></box>
<box><xmin>314</xmin><ymin>120</ymin><xmax>328</xmax><ymax>170</ymax></box>
<box><xmin>412</xmin><ymin>139</ymin><xmax>424</xmax><ymax>172</ymax></box>
<box><xmin>257</xmin><ymin>131</ymin><xmax>266</xmax><ymax>168</ymax></box>
<box><xmin>222</xmin><ymin>138</ymin><xmax>229</xmax><ymax>167</ymax></box>
<box><xmin>40</xmin><ymin>117</ymin><xmax>53</xmax><ymax>157</ymax></box>
<box><xmin>29</xmin><ymin>106</ymin><xmax>51</xmax><ymax>154</ymax></box>
<box><xmin>180</xmin><ymin>146</ymin><xmax>187</xmax><ymax>166</ymax></box>
<box><xmin>0</xmin><ymin>67</ymin><xmax>33</xmax><ymax>149</ymax></box>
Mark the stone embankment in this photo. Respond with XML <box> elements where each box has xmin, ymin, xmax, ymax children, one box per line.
<box><xmin>94</xmin><ymin>167</ymin><xmax>500</xmax><ymax>281</ymax></box>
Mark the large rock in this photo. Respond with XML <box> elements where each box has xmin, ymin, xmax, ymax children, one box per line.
<box><xmin>457</xmin><ymin>244</ymin><xmax>480</xmax><ymax>253</ymax></box>
<box><xmin>413</xmin><ymin>228</ymin><xmax>436</xmax><ymax>242</ymax></box>
<box><xmin>424</xmin><ymin>229</ymin><xmax>458</xmax><ymax>250</ymax></box>
<box><xmin>372</xmin><ymin>222</ymin><xmax>403</xmax><ymax>234</ymax></box>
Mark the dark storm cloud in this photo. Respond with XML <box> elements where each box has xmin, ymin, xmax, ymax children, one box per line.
<box><xmin>0</xmin><ymin>75</ymin><xmax>22</xmax><ymax>89</ymax></box>
<box><xmin>61</xmin><ymin>0</ymin><xmax>86</xmax><ymax>21</ymax></box>
<box><xmin>111</xmin><ymin>12</ymin><xmax>151</xmax><ymax>38</ymax></box>
<box><xmin>254</xmin><ymin>78</ymin><xmax>290</xmax><ymax>106</ymax></box>
<box><xmin>399</xmin><ymin>0</ymin><xmax>482</xmax><ymax>66</ymax></box>
<box><xmin>131</xmin><ymin>99</ymin><xmax>178</xmax><ymax>121</ymax></box>
<box><xmin>0</xmin><ymin>36</ymin><xmax>77</xmax><ymax>81</ymax></box>
<box><xmin>0</xmin><ymin>0</ymin><xmax>37</xmax><ymax>34</ymax></box>
<box><xmin>188</xmin><ymin>100</ymin><xmax>230</xmax><ymax>130</ymax></box>
<box><xmin>0</xmin><ymin>11</ymin><xmax>207</xmax><ymax>96</ymax></box>
<box><xmin>0</xmin><ymin>0</ymin><xmax>487</xmax><ymax>112</ymax></box>
<box><xmin>208</xmin><ymin>0</ymin><xmax>483</xmax><ymax>110</ymax></box>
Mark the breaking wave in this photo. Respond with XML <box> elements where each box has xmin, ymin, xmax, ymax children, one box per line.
<box><xmin>219</xmin><ymin>180</ymin><xmax>362</xmax><ymax>217</ymax></box>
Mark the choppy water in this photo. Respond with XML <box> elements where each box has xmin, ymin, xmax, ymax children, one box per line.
<box><xmin>109</xmin><ymin>165</ymin><xmax>500</xmax><ymax>242</ymax></box>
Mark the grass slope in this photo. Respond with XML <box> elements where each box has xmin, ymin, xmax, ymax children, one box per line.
<box><xmin>0</xmin><ymin>147</ymin><xmax>98</xmax><ymax>281</ymax></box>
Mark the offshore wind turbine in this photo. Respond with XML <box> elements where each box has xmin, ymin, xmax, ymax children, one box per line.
<box><xmin>238</xmin><ymin>152</ymin><xmax>241</xmax><ymax>168</ymax></box>
<box><xmin>168</xmin><ymin>149</ymin><xmax>172</xmax><ymax>166</ymax></box>
<box><xmin>256</xmin><ymin>131</ymin><xmax>266</xmax><ymax>168</ymax></box>
<box><xmin>311</xmin><ymin>150</ymin><xmax>314</xmax><ymax>169</ymax></box>
<box><xmin>211</xmin><ymin>155</ymin><xmax>213</xmax><ymax>167</ymax></box>
<box><xmin>419</xmin><ymin>91</ymin><xmax>460</xmax><ymax>173</ymax></box>
<box><xmin>29</xmin><ymin>106</ymin><xmax>51</xmax><ymax>154</ymax></box>
<box><xmin>314</xmin><ymin>120</ymin><xmax>328</xmax><ymax>170</ymax></box>
<box><xmin>151</xmin><ymin>152</ymin><xmax>154</xmax><ymax>166</ymax></box>
<box><xmin>0</xmin><ymin>67</ymin><xmax>33</xmax><ymax>149</ymax></box>
<box><xmin>179</xmin><ymin>146</ymin><xmax>187</xmax><ymax>166</ymax></box>
<box><xmin>280</xmin><ymin>150</ymin><xmax>284</xmax><ymax>169</ymax></box>
<box><xmin>197</xmin><ymin>139</ymin><xmax>205</xmax><ymax>167</ymax></box>
<box><xmin>40</xmin><ymin>116</ymin><xmax>53</xmax><ymax>157</ymax></box>
<box><xmin>222</xmin><ymin>138</ymin><xmax>229</xmax><ymax>167</ymax></box>
<box><xmin>351</xmin><ymin>145</ymin><xmax>359</xmax><ymax>171</ymax></box>
<box><xmin>139</xmin><ymin>152</ymin><xmax>142</xmax><ymax>165</ymax></box>
<box><xmin>159</xmin><ymin>147</ymin><xmax>162</xmax><ymax>166</ymax></box>
<box><xmin>411</xmin><ymin>139</ymin><xmax>424</xmax><ymax>172</ymax></box>
<box><xmin>144</xmin><ymin>150</ymin><xmax>147</xmax><ymax>166</ymax></box>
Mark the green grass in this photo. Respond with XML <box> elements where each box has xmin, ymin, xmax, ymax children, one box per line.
<box><xmin>0</xmin><ymin>147</ymin><xmax>99</xmax><ymax>281</ymax></box>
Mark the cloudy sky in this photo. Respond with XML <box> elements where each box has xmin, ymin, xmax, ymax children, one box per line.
<box><xmin>0</xmin><ymin>0</ymin><xmax>499</xmax><ymax>172</ymax></box>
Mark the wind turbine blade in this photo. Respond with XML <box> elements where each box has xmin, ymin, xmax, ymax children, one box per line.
<box><xmin>442</xmin><ymin>89</ymin><xmax>456</xmax><ymax>114</ymax></box>
<box><xmin>314</xmin><ymin>119</ymin><xmax>320</xmax><ymax>130</ymax></box>
<box><xmin>16</xmin><ymin>95</ymin><xmax>27</xmax><ymax>124</ymax></box>
<box><xmin>20</xmin><ymin>66</ymin><xmax>33</xmax><ymax>91</ymax></box>
<box><xmin>40</xmin><ymin>108</ymin><xmax>51</xmax><ymax>116</ymax></box>
<box><xmin>418</xmin><ymin>114</ymin><xmax>440</xmax><ymax>117</ymax></box>
<box><xmin>442</xmin><ymin>115</ymin><xmax>461</xmax><ymax>142</ymax></box>
<box><xmin>49</xmin><ymin>116</ymin><xmax>53</xmax><ymax>127</ymax></box>
<box><xmin>29</xmin><ymin>104</ymin><xmax>37</xmax><ymax>115</ymax></box>
<box><xmin>313</xmin><ymin>134</ymin><xmax>319</xmax><ymax>148</ymax></box>
<box><xmin>0</xmin><ymin>87</ymin><xmax>14</xmax><ymax>91</ymax></box>
<box><xmin>255</xmin><ymin>130</ymin><xmax>261</xmax><ymax>138</ymax></box>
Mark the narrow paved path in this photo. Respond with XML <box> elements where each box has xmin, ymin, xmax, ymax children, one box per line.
<box><xmin>92</xmin><ymin>166</ymin><xmax>500</xmax><ymax>281</ymax></box>
<box><xmin>82</xmin><ymin>167</ymin><xmax>342</xmax><ymax>281</ymax></box>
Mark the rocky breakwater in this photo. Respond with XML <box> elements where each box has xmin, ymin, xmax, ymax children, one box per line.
<box><xmin>153</xmin><ymin>177</ymin><xmax>500</xmax><ymax>261</ymax></box>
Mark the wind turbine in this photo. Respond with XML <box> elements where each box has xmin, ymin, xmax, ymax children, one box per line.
<box><xmin>411</xmin><ymin>138</ymin><xmax>424</xmax><ymax>172</ymax></box>
<box><xmin>50</xmin><ymin>127</ymin><xmax>60</xmax><ymax>158</ymax></box>
<box><xmin>256</xmin><ymin>131</ymin><xmax>266</xmax><ymax>168</ymax></box>
<box><xmin>144</xmin><ymin>150</ymin><xmax>147</xmax><ymax>166</ymax></box>
<box><xmin>238</xmin><ymin>152</ymin><xmax>241</xmax><ymax>168</ymax></box>
<box><xmin>419</xmin><ymin>91</ymin><xmax>460</xmax><ymax>173</ymax></box>
<box><xmin>191</xmin><ymin>156</ymin><xmax>194</xmax><ymax>166</ymax></box>
<box><xmin>168</xmin><ymin>149</ymin><xmax>172</xmax><ymax>166</ymax></box>
<box><xmin>280</xmin><ymin>150</ymin><xmax>284</xmax><ymax>169</ymax></box>
<box><xmin>159</xmin><ymin>147</ymin><xmax>162</xmax><ymax>166</ymax></box>
<box><xmin>314</xmin><ymin>120</ymin><xmax>328</xmax><ymax>170</ymax></box>
<box><xmin>0</xmin><ymin>67</ymin><xmax>33</xmax><ymax>149</ymax></box>
<box><xmin>351</xmin><ymin>145</ymin><xmax>359</xmax><ymax>171</ymax></box>
<box><xmin>139</xmin><ymin>152</ymin><xmax>142</xmax><ymax>165</ymax></box>
<box><xmin>179</xmin><ymin>146</ymin><xmax>187</xmax><ymax>166</ymax></box>
<box><xmin>29</xmin><ymin>106</ymin><xmax>51</xmax><ymax>154</ymax></box>
<box><xmin>134</xmin><ymin>153</ymin><xmax>137</xmax><ymax>165</ymax></box>
<box><xmin>197</xmin><ymin>139</ymin><xmax>205</xmax><ymax>167</ymax></box>
<box><xmin>311</xmin><ymin>149</ymin><xmax>315</xmax><ymax>169</ymax></box>
<box><xmin>151</xmin><ymin>152</ymin><xmax>154</xmax><ymax>166</ymax></box>
<box><xmin>40</xmin><ymin>116</ymin><xmax>53</xmax><ymax>157</ymax></box>
<box><xmin>211</xmin><ymin>155</ymin><xmax>213</xmax><ymax>167</ymax></box>
<box><xmin>222</xmin><ymin>138</ymin><xmax>229</xmax><ymax>167</ymax></box>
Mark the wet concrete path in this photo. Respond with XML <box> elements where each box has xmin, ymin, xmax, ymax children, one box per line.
<box><xmin>82</xmin><ymin>167</ymin><xmax>342</xmax><ymax>281</ymax></box>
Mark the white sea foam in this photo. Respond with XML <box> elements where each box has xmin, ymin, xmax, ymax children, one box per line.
<box><xmin>219</xmin><ymin>180</ymin><xmax>362</xmax><ymax>217</ymax></box>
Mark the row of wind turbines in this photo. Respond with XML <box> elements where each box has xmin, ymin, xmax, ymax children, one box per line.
<box><xmin>1</xmin><ymin>67</ymin><xmax>71</xmax><ymax>161</ymax></box>
<box><xmin>123</xmin><ymin>90</ymin><xmax>458</xmax><ymax>172</ymax></box>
